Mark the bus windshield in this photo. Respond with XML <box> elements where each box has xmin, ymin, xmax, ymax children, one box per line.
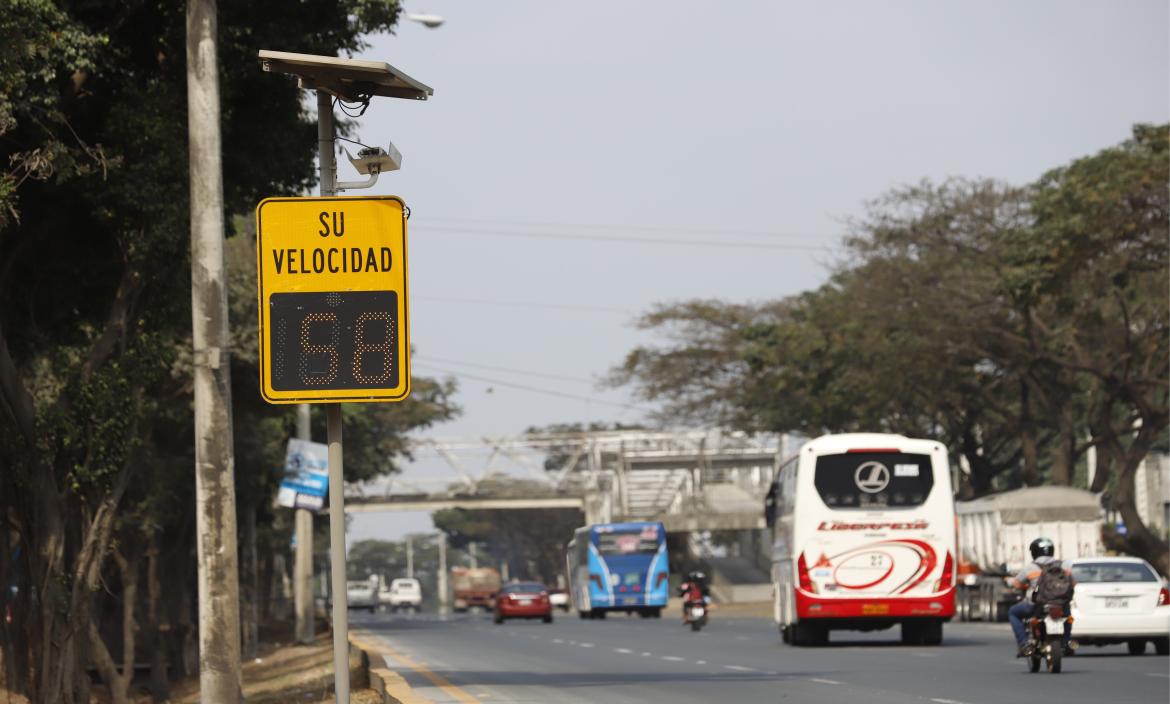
<box><xmin>595</xmin><ymin>528</ymin><xmax>661</xmax><ymax>555</ymax></box>
<box><xmin>813</xmin><ymin>452</ymin><xmax>934</xmax><ymax>509</ymax></box>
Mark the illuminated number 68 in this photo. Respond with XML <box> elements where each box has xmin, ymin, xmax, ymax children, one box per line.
<box><xmin>352</xmin><ymin>312</ymin><xmax>393</xmax><ymax>384</ymax></box>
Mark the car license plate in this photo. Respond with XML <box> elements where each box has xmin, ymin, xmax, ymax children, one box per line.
<box><xmin>1104</xmin><ymin>597</ymin><xmax>1128</xmax><ymax>609</ymax></box>
<box><xmin>862</xmin><ymin>604</ymin><xmax>890</xmax><ymax>615</ymax></box>
<box><xmin>518</xmin><ymin>599</ymin><xmax>532</xmax><ymax>605</ymax></box>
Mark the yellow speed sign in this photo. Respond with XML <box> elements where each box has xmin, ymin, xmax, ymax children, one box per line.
<box><xmin>255</xmin><ymin>196</ymin><xmax>409</xmax><ymax>404</ymax></box>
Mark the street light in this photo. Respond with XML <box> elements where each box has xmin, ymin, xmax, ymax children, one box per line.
<box><xmin>405</xmin><ymin>11</ymin><xmax>445</xmax><ymax>29</ymax></box>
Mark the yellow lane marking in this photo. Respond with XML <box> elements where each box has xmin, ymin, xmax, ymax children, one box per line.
<box><xmin>351</xmin><ymin>633</ymin><xmax>481</xmax><ymax>704</ymax></box>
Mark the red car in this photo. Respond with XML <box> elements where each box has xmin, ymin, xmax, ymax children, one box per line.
<box><xmin>494</xmin><ymin>582</ymin><xmax>553</xmax><ymax>624</ymax></box>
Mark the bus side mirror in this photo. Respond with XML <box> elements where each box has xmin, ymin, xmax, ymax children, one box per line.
<box><xmin>764</xmin><ymin>487</ymin><xmax>777</xmax><ymax>527</ymax></box>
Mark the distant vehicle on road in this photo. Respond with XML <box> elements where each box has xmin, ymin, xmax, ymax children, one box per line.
<box><xmin>954</xmin><ymin>486</ymin><xmax>1104</xmax><ymax>623</ymax></box>
<box><xmin>452</xmin><ymin>567</ymin><xmax>501</xmax><ymax>612</ymax></box>
<box><xmin>347</xmin><ymin>576</ymin><xmax>380</xmax><ymax>613</ymax></box>
<box><xmin>1065</xmin><ymin>556</ymin><xmax>1170</xmax><ymax>655</ymax></box>
<box><xmin>767</xmin><ymin>433</ymin><xmax>956</xmax><ymax>646</ymax></box>
<box><xmin>548</xmin><ymin>588</ymin><xmax>570</xmax><ymax>611</ymax></box>
<box><xmin>566</xmin><ymin>521</ymin><xmax>669</xmax><ymax>619</ymax></box>
<box><xmin>494</xmin><ymin>582</ymin><xmax>553</xmax><ymax>624</ymax></box>
<box><xmin>380</xmin><ymin>577</ymin><xmax>423</xmax><ymax>612</ymax></box>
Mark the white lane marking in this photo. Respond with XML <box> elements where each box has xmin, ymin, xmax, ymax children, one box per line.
<box><xmin>641</xmin><ymin>651</ymin><xmax>652</xmax><ymax>656</ymax></box>
<box><xmin>614</xmin><ymin>647</ymin><xmax>633</xmax><ymax>654</ymax></box>
<box><xmin>568</xmin><ymin>640</ymin><xmax>578</xmax><ymax>645</ymax></box>
<box><xmin>931</xmin><ymin>699</ymin><xmax>969</xmax><ymax>704</ymax></box>
<box><xmin>579</xmin><ymin>642</ymin><xmax>594</xmax><ymax>648</ymax></box>
<box><xmin>695</xmin><ymin>660</ymin><xmax>707</xmax><ymax>665</ymax></box>
<box><xmin>662</xmin><ymin>655</ymin><xmax>685</xmax><ymax>661</ymax></box>
<box><xmin>913</xmin><ymin>652</ymin><xmax>938</xmax><ymax>658</ymax></box>
<box><xmin>552</xmin><ymin>638</ymin><xmax>564</xmax><ymax>644</ymax></box>
<box><xmin>811</xmin><ymin>678</ymin><xmax>842</xmax><ymax>685</ymax></box>
<box><xmin>725</xmin><ymin>665</ymin><xmax>755</xmax><ymax>672</ymax></box>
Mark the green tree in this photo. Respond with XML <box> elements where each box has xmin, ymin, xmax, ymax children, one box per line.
<box><xmin>0</xmin><ymin>1</ymin><xmax>464</xmax><ymax>701</ymax></box>
<box><xmin>1006</xmin><ymin>125</ymin><xmax>1169</xmax><ymax>571</ymax></box>
<box><xmin>611</xmin><ymin>126</ymin><xmax>1169</xmax><ymax>571</ymax></box>
<box><xmin>434</xmin><ymin>491</ymin><xmax>582</xmax><ymax>586</ymax></box>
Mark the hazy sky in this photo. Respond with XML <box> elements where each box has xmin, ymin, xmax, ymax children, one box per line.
<box><xmin>336</xmin><ymin>0</ymin><xmax>1169</xmax><ymax>542</ymax></box>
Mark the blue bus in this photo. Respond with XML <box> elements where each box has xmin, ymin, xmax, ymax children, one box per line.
<box><xmin>565</xmin><ymin>522</ymin><xmax>669</xmax><ymax>619</ymax></box>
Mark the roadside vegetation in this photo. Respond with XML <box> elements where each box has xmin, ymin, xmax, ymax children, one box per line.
<box><xmin>0</xmin><ymin>2</ymin><xmax>456</xmax><ymax>702</ymax></box>
<box><xmin>611</xmin><ymin>125</ymin><xmax>1169</xmax><ymax>574</ymax></box>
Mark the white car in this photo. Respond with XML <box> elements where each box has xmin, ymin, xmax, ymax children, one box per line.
<box><xmin>548</xmin><ymin>589</ymin><xmax>570</xmax><ymax>611</ymax></box>
<box><xmin>380</xmin><ymin>578</ymin><xmax>423</xmax><ymax>612</ymax></box>
<box><xmin>1066</xmin><ymin>557</ymin><xmax>1170</xmax><ymax>655</ymax></box>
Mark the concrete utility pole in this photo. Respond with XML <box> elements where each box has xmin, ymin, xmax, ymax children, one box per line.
<box><xmin>294</xmin><ymin>405</ymin><xmax>314</xmax><ymax>644</ymax></box>
<box><xmin>437</xmin><ymin>533</ymin><xmax>448</xmax><ymax>612</ymax></box>
<box><xmin>186</xmin><ymin>0</ymin><xmax>242</xmax><ymax>701</ymax></box>
<box><xmin>407</xmin><ymin>536</ymin><xmax>414</xmax><ymax>579</ymax></box>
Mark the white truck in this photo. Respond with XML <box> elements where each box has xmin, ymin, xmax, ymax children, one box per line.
<box><xmin>379</xmin><ymin>577</ymin><xmax>423</xmax><ymax>612</ymax></box>
<box><xmin>955</xmin><ymin>486</ymin><xmax>1104</xmax><ymax>622</ymax></box>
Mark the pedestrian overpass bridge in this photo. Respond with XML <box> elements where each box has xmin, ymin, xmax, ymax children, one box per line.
<box><xmin>343</xmin><ymin>429</ymin><xmax>802</xmax><ymax>533</ymax></box>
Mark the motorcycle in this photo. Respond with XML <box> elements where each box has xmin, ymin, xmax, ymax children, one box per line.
<box><xmin>685</xmin><ymin>600</ymin><xmax>708</xmax><ymax>632</ymax></box>
<box><xmin>1025</xmin><ymin>602</ymin><xmax>1075</xmax><ymax>673</ymax></box>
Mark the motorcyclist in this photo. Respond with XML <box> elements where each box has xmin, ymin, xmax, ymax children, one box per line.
<box><xmin>678</xmin><ymin>571</ymin><xmax>708</xmax><ymax>624</ymax></box>
<box><xmin>1008</xmin><ymin>537</ymin><xmax>1074</xmax><ymax>657</ymax></box>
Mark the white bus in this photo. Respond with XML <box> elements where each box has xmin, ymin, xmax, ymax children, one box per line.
<box><xmin>767</xmin><ymin>433</ymin><xmax>956</xmax><ymax>646</ymax></box>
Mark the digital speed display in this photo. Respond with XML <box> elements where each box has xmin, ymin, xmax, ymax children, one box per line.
<box><xmin>256</xmin><ymin>196</ymin><xmax>410</xmax><ymax>404</ymax></box>
<box><xmin>269</xmin><ymin>291</ymin><xmax>399</xmax><ymax>391</ymax></box>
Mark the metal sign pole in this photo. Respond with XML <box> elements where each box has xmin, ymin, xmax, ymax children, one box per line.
<box><xmin>317</xmin><ymin>89</ymin><xmax>349</xmax><ymax>704</ymax></box>
<box><xmin>326</xmin><ymin>404</ymin><xmax>348</xmax><ymax>703</ymax></box>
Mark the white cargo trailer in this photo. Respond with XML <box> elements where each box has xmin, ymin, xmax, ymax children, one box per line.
<box><xmin>955</xmin><ymin>486</ymin><xmax>1104</xmax><ymax>622</ymax></box>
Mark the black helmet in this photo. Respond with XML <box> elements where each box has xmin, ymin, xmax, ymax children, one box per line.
<box><xmin>1029</xmin><ymin>537</ymin><xmax>1055</xmax><ymax>560</ymax></box>
<box><xmin>687</xmin><ymin>571</ymin><xmax>706</xmax><ymax>582</ymax></box>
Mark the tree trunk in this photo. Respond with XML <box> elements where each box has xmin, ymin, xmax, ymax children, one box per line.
<box><xmin>145</xmin><ymin>533</ymin><xmax>170</xmax><ymax>702</ymax></box>
<box><xmin>241</xmin><ymin>502</ymin><xmax>259</xmax><ymax>660</ymax></box>
<box><xmin>0</xmin><ymin>512</ymin><xmax>29</xmax><ymax>695</ymax></box>
<box><xmin>1018</xmin><ymin>381</ymin><xmax>1040</xmax><ymax>486</ymax></box>
<box><xmin>1104</xmin><ymin>462</ymin><xmax>1170</xmax><ymax>575</ymax></box>
<box><xmin>1049</xmin><ymin>404</ymin><xmax>1075</xmax><ymax>486</ymax></box>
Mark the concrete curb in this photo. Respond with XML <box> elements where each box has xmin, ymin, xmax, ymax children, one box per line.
<box><xmin>351</xmin><ymin>637</ymin><xmax>432</xmax><ymax>704</ymax></box>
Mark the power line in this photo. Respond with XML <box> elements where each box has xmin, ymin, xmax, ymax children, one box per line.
<box><xmin>420</xmin><ymin>215</ymin><xmax>836</xmax><ymax>241</ymax></box>
<box><xmin>413</xmin><ymin>294</ymin><xmax>632</xmax><ymax>315</ymax></box>
<box><xmin>410</xmin><ymin>224</ymin><xmax>836</xmax><ymax>252</ymax></box>
<box><xmin>413</xmin><ymin>363</ymin><xmax>648</xmax><ymax>412</ymax></box>
<box><xmin>414</xmin><ymin>355</ymin><xmax>597</xmax><ymax>384</ymax></box>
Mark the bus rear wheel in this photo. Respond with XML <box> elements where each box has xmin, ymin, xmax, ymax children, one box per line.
<box><xmin>790</xmin><ymin>621</ymin><xmax>827</xmax><ymax>646</ymax></box>
<box><xmin>902</xmin><ymin>620</ymin><xmax>943</xmax><ymax>646</ymax></box>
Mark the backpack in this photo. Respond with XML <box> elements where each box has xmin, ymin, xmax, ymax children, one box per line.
<box><xmin>1032</xmin><ymin>560</ymin><xmax>1073</xmax><ymax>604</ymax></box>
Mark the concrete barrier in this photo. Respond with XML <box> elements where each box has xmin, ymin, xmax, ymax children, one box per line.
<box><xmin>351</xmin><ymin>637</ymin><xmax>432</xmax><ymax>704</ymax></box>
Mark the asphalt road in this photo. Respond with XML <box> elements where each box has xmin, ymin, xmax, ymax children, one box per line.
<box><xmin>352</xmin><ymin>609</ymin><xmax>1170</xmax><ymax>704</ymax></box>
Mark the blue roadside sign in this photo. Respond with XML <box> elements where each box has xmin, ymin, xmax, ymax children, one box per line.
<box><xmin>277</xmin><ymin>438</ymin><xmax>329</xmax><ymax>511</ymax></box>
